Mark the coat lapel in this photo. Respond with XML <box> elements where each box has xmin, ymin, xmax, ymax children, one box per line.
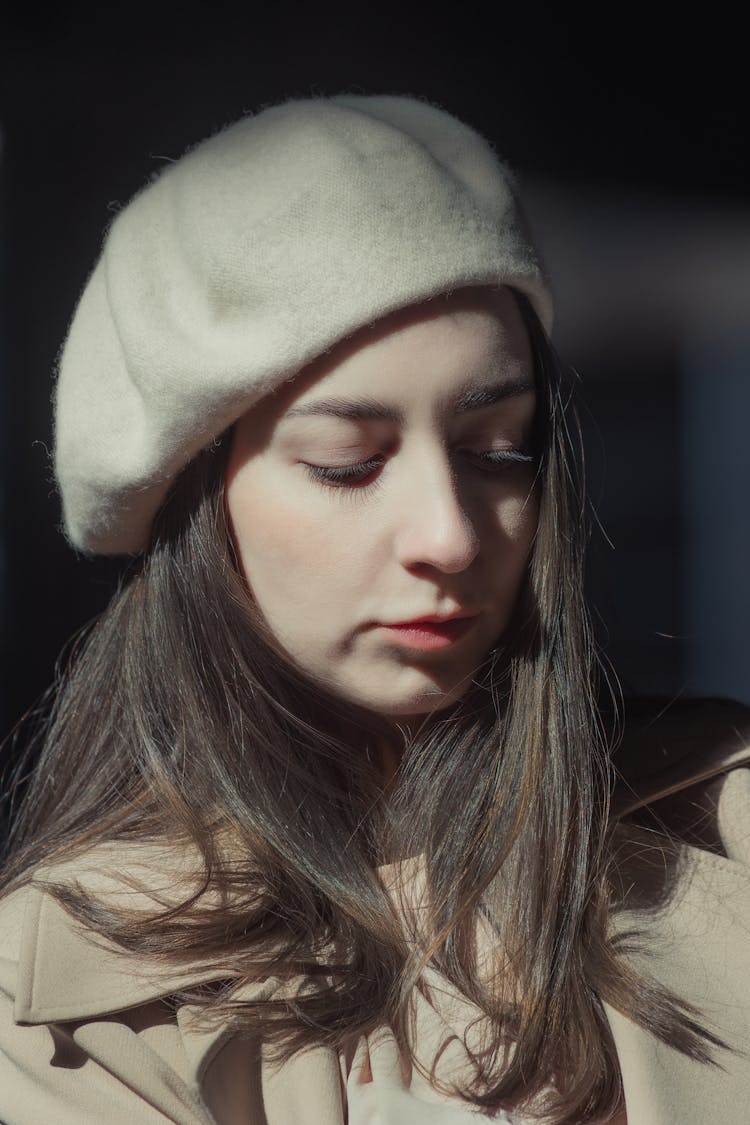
<box><xmin>12</xmin><ymin>840</ymin><xmax>226</xmax><ymax>1026</ymax></box>
<box><xmin>13</xmin><ymin>881</ymin><xmax>223</xmax><ymax>1025</ymax></box>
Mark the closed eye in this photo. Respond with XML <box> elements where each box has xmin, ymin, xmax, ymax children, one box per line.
<box><xmin>466</xmin><ymin>449</ymin><xmax>536</xmax><ymax>470</ymax></box>
<box><xmin>304</xmin><ymin>457</ymin><xmax>385</xmax><ymax>487</ymax></box>
<box><xmin>304</xmin><ymin>448</ymin><xmax>536</xmax><ymax>489</ymax></box>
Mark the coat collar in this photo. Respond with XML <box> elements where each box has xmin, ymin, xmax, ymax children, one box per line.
<box><xmin>12</xmin><ymin>840</ymin><xmax>226</xmax><ymax>1025</ymax></box>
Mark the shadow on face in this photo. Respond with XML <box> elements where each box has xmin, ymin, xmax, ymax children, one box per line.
<box><xmin>223</xmin><ymin>284</ymin><xmax>539</xmax><ymax>723</ymax></box>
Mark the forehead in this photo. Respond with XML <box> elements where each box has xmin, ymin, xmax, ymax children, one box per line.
<box><xmin>275</xmin><ymin>285</ymin><xmax>534</xmax><ymax>421</ymax></box>
<box><xmin>308</xmin><ymin>285</ymin><xmax>526</xmax><ymax>400</ymax></box>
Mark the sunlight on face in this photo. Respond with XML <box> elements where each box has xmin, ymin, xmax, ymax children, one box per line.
<box><xmin>225</xmin><ymin>285</ymin><xmax>539</xmax><ymax>718</ymax></box>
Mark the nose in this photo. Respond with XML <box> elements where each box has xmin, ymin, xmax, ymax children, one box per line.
<box><xmin>392</xmin><ymin>449</ymin><xmax>480</xmax><ymax>574</ymax></box>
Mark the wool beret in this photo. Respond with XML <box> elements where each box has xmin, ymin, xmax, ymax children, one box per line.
<box><xmin>53</xmin><ymin>94</ymin><xmax>554</xmax><ymax>555</ymax></box>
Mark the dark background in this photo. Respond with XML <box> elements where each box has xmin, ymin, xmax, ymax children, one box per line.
<box><xmin>1</xmin><ymin>6</ymin><xmax>748</xmax><ymax>747</ymax></box>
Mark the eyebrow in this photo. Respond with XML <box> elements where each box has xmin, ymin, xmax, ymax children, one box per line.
<box><xmin>283</xmin><ymin>376</ymin><xmax>535</xmax><ymax>424</ymax></box>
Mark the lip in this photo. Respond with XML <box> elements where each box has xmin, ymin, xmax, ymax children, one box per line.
<box><xmin>383</xmin><ymin>610</ymin><xmax>479</xmax><ymax>627</ymax></box>
<box><xmin>377</xmin><ymin>612</ymin><xmax>479</xmax><ymax>652</ymax></box>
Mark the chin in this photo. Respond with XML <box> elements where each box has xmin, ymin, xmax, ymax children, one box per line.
<box><xmin>361</xmin><ymin>681</ymin><xmax>474</xmax><ymax>720</ymax></box>
<box><xmin>324</xmin><ymin>658</ymin><xmax>481</xmax><ymax>720</ymax></box>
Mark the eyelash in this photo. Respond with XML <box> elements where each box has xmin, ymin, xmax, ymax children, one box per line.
<box><xmin>304</xmin><ymin>449</ymin><xmax>536</xmax><ymax>491</ymax></box>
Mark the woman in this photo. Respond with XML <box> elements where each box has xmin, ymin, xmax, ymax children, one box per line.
<box><xmin>0</xmin><ymin>94</ymin><xmax>749</xmax><ymax>1125</ymax></box>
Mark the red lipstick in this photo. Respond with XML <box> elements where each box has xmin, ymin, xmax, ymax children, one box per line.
<box><xmin>377</xmin><ymin>611</ymin><xmax>478</xmax><ymax>651</ymax></box>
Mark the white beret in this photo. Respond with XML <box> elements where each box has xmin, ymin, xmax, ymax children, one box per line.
<box><xmin>53</xmin><ymin>94</ymin><xmax>553</xmax><ymax>555</ymax></box>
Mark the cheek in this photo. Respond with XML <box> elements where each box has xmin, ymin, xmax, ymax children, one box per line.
<box><xmin>495</xmin><ymin>484</ymin><xmax>539</xmax><ymax>553</ymax></box>
<box><xmin>232</xmin><ymin>508</ymin><xmax>322</xmax><ymax>590</ymax></box>
<box><xmin>226</xmin><ymin>464</ymin><xmax>362</xmax><ymax>599</ymax></box>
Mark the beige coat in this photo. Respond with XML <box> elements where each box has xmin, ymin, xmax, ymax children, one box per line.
<box><xmin>1</xmin><ymin>713</ymin><xmax>750</xmax><ymax>1124</ymax></box>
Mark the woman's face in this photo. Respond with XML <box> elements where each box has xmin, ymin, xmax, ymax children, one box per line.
<box><xmin>225</xmin><ymin>286</ymin><xmax>539</xmax><ymax>719</ymax></box>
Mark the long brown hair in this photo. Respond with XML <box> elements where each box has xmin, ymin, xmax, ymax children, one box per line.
<box><xmin>0</xmin><ymin>290</ymin><xmax>725</xmax><ymax>1123</ymax></box>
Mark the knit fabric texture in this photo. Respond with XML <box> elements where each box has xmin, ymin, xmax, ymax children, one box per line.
<box><xmin>53</xmin><ymin>93</ymin><xmax>554</xmax><ymax>554</ymax></box>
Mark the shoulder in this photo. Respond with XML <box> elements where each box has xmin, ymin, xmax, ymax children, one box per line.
<box><xmin>609</xmin><ymin>697</ymin><xmax>750</xmax><ymax>957</ymax></box>
<box><xmin>609</xmin><ymin>696</ymin><xmax>750</xmax><ymax>906</ymax></box>
<box><xmin>612</xmin><ymin>695</ymin><xmax>750</xmax><ymax>817</ymax></box>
